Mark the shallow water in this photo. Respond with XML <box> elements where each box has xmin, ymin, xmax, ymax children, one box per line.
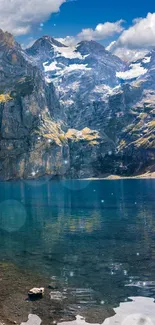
<box><xmin>0</xmin><ymin>179</ymin><xmax>155</xmax><ymax>323</ymax></box>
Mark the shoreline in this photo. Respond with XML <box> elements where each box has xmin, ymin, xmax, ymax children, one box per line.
<box><xmin>0</xmin><ymin>172</ymin><xmax>155</xmax><ymax>183</ymax></box>
<box><xmin>81</xmin><ymin>172</ymin><xmax>155</xmax><ymax>180</ymax></box>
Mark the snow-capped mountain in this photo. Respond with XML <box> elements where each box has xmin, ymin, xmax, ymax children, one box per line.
<box><xmin>0</xmin><ymin>29</ymin><xmax>154</xmax><ymax>180</ymax></box>
<box><xmin>26</xmin><ymin>37</ymin><xmax>155</xmax><ymax>176</ymax></box>
<box><xmin>26</xmin><ymin>37</ymin><xmax>127</xmax><ymax>106</ymax></box>
<box><xmin>116</xmin><ymin>48</ymin><xmax>155</xmax><ymax>87</ymax></box>
<box><xmin>135</xmin><ymin>49</ymin><xmax>155</xmax><ymax>90</ymax></box>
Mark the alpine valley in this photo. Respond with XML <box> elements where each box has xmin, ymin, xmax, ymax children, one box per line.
<box><xmin>0</xmin><ymin>29</ymin><xmax>155</xmax><ymax>180</ymax></box>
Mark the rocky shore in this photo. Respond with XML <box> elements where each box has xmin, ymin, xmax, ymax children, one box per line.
<box><xmin>0</xmin><ymin>262</ymin><xmax>114</xmax><ymax>325</ymax></box>
<box><xmin>82</xmin><ymin>171</ymin><xmax>155</xmax><ymax>180</ymax></box>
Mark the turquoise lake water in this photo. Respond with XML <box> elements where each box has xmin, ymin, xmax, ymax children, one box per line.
<box><xmin>0</xmin><ymin>179</ymin><xmax>155</xmax><ymax>320</ymax></box>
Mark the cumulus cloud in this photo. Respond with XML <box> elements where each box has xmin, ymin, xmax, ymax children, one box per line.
<box><xmin>117</xmin><ymin>13</ymin><xmax>155</xmax><ymax>49</ymax></box>
<box><xmin>2</xmin><ymin>0</ymin><xmax>154</xmax><ymax>65</ymax></box>
<box><xmin>107</xmin><ymin>42</ymin><xmax>149</xmax><ymax>62</ymax></box>
<box><xmin>0</xmin><ymin>0</ymin><xmax>66</xmax><ymax>36</ymax></box>
<box><xmin>58</xmin><ymin>13</ymin><xmax>155</xmax><ymax>62</ymax></box>
<box><xmin>57</xmin><ymin>20</ymin><xmax>125</xmax><ymax>46</ymax></box>
<box><xmin>107</xmin><ymin>13</ymin><xmax>155</xmax><ymax>61</ymax></box>
<box><xmin>78</xmin><ymin>20</ymin><xmax>124</xmax><ymax>41</ymax></box>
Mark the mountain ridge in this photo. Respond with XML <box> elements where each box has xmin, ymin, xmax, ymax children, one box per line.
<box><xmin>0</xmin><ymin>29</ymin><xmax>154</xmax><ymax>180</ymax></box>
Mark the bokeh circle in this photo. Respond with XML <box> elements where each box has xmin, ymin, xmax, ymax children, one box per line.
<box><xmin>0</xmin><ymin>200</ymin><xmax>27</xmax><ymax>232</ymax></box>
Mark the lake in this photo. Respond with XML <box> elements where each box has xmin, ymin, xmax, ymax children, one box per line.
<box><xmin>0</xmin><ymin>179</ymin><xmax>155</xmax><ymax>324</ymax></box>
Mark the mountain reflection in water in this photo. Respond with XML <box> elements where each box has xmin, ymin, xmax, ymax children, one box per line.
<box><xmin>0</xmin><ymin>179</ymin><xmax>155</xmax><ymax>323</ymax></box>
<box><xmin>58</xmin><ymin>297</ymin><xmax>155</xmax><ymax>325</ymax></box>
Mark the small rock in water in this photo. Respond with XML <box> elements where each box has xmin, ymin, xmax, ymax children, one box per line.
<box><xmin>28</xmin><ymin>287</ymin><xmax>44</xmax><ymax>299</ymax></box>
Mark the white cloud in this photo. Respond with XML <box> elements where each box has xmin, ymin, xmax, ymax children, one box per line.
<box><xmin>117</xmin><ymin>13</ymin><xmax>155</xmax><ymax>49</ymax></box>
<box><xmin>78</xmin><ymin>20</ymin><xmax>124</xmax><ymax>41</ymax></box>
<box><xmin>107</xmin><ymin>42</ymin><xmax>149</xmax><ymax>62</ymax></box>
<box><xmin>107</xmin><ymin>13</ymin><xmax>155</xmax><ymax>61</ymax></box>
<box><xmin>57</xmin><ymin>20</ymin><xmax>124</xmax><ymax>46</ymax></box>
<box><xmin>58</xmin><ymin>13</ymin><xmax>155</xmax><ymax>62</ymax></box>
<box><xmin>0</xmin><ymin>0</ymin><xmax>66</xmax><ymax>36</ymax></box>
<box><xmin>1</xmin><ymin>0</ymin><xmax>154</xmax><ymax>66</ymax></box>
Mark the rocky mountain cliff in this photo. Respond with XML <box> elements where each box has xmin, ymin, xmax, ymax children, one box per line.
<box><xmin>0</xmin><ymin>30</ymin><xmax>154</xmax><ymax>180</ymax></box>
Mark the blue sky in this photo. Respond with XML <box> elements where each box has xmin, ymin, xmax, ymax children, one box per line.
<box><xmin>16</xmin><ymin>0</ymin><xmax>155</xmax><ymax>44</ymax></box>
<box><xmin>48</xmin><ymin>0</ymin><xmax>153</xmax><ymax>34</ymax></box>
<box><xmin>0</xmin><ymin>0</ymin><xmax>155</xmax><ymax>61</ymax></box>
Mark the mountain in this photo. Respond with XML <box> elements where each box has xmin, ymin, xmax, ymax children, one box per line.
<box><xmin>116</xmin><ymin>52</ymin><xmax>155</xmax><ymax>174</ymax></box>
<box><xmin>27</xmin><ymin>38</ymin><xmax>126</xmax><ymax>107</ymax></box>
<box><xmin>0</xmin><ymin>31</ymin><xmax>113</xmax><ymax>180</ymax></box>
<box><xmin>0</xmin><ymin>30</ymin><xmax>154</xmax><ymax>180</ymax></box>
<box><xmin>26</xmin><ymin>36</ymin><xmax>155</xmax><ymax>176</ymax></box>
<box><xmin>0</xmin><ymin>30</ymin><xmax>67</xmax><ymax>180</ymax></box>
<box><xmin>26</xmin><ymin>37</ymin><xmax>128</xmax><ymax>131</ymax></box>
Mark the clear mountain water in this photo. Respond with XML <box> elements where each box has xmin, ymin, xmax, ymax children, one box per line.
<box><xmin>0</xmin><ymin>179</ymin><xmax>155</xmax><ymax>323</ymax></box>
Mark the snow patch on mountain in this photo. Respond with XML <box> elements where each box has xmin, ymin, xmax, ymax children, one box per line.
<box><xmin>116</xmin><ymin>63</ymin><xmax>147</xmax><ymax>80</ymax></box>
<box><xmin>53</xmin><ymin>45</ymin><xmax>84</xmax><ymax>59</ymax></box>
<box><xmin>143</xmin><ymin>56</ymin><xmax>151</xmax><ymax>64</ymax></box>
<box><xmin>94</xmin><ymin>84</ymin><xmax>121</xmax><ymax>94</ymax></box>
<box><xmin>43</xmin><ymin>61</ymin><xmax>61</xmax><ymax>72</ymax></box>
<box><xmin>60</xmin><ymin>99</ymin><xmax>74</xmax><ymax>106</ymax></box>
<box><xmin>64</xmin><ymin>63</ymin><xmax>91</xmax><ymax>72</ymax></box>
<box><xmin>44</xmin><ymin>62</ymin><xmax>91</xmax><ymax>77</ymax></box>
<box><xmin>45</xmin><ymin>76</ymin><xmax>53</xmax><ymax>83</ymax></box>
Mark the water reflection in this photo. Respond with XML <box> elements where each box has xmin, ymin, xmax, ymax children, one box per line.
<box><xmin>0</xmin><ymin>179</ymin><xmax>155</xmax><ymax>316</ymax></box>
<box><xmin>57</xmin><ymin>297</ymin><xmax>155</xmax><ymax>325</ymax></box>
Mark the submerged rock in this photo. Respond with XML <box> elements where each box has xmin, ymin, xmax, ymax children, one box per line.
<box><xmin>50</xmin><ymin>291</ymin><xmax>65</xmax><ymax>301</ymax></box>
<box><xmin>21</xmin><ymin>314</ymin><xmax>42</xmax><ymax>325</ymax></box>
<box><xmin>48</xmin><ymin>282</ymin><xmax>59</xmax><ymax>290</ymax></box>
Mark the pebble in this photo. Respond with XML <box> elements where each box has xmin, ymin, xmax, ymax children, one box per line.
<box><xmin>28</xmin><ymin>287</ymin><xmax>44</xmax><ymax>298</ymax></box>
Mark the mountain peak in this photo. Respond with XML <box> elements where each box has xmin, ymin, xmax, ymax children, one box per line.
<box><xmin>27</xmin><ymin>36</ymin><xmax>66</xmax><ymax>54</ymax></box>
<box><xmin>76</xmin><ymin>40</ymin><xmax>107</xmax><ymax>56</ymax></box>
<box><xmin>0</xmin><ymin>29</ymin><xmax>19</xmax><ymax>49</ymax></box>
<box><xmin>41</xmin><ymin>35</ymin><xmax>67</xmax><ymax>48</ymax></box>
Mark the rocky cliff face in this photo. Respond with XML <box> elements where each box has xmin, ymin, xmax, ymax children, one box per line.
<box><xmin>0</xmin><ymin>30</ymin><xmax>154</xmax><ymax>180</ymax></box>
<box><xmin>0</xmin><ymin>30</ymin><xmax>68</xmax><ymax>180</ymax></box>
